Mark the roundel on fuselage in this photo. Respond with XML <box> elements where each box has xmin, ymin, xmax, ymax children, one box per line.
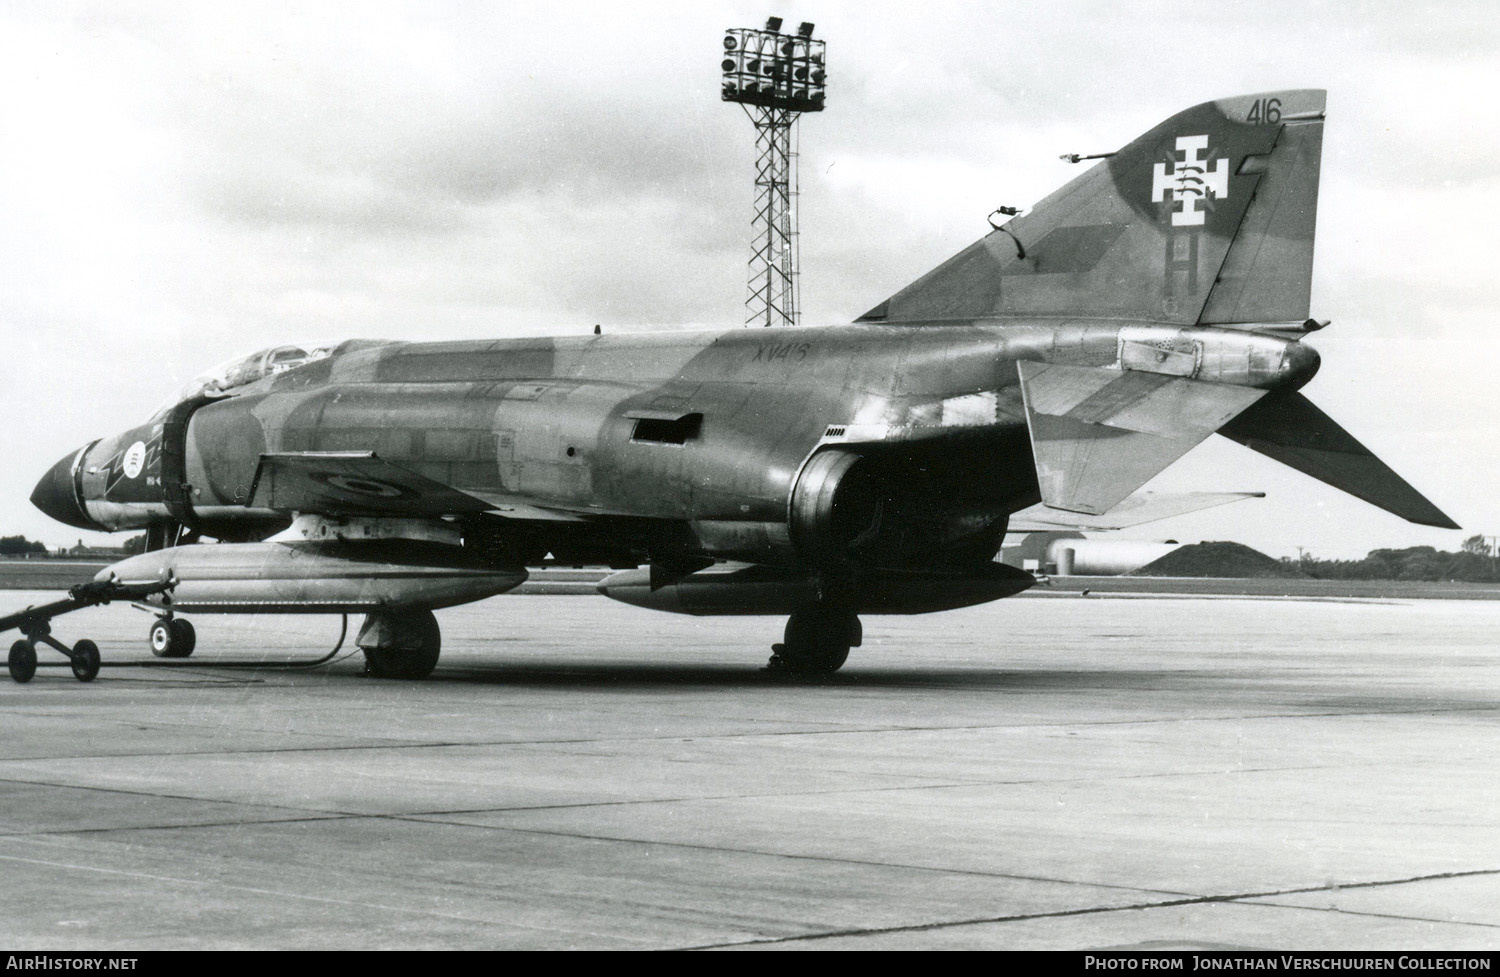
<box><xmin>122</xmin><ymin>441</ymin><xmax>147</xmax><ymax>480</ymax></box>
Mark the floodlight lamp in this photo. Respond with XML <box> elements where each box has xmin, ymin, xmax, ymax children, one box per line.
<box><xmin>766</xmin><ymin>16</ymin><xmax>783</xmax><ymax>31</ymax></box>
<box><xmin>780</xmin><ymin>39</ymin><xmax>794</xmax><ymax>55</ymax></box>
<box><xmin>723</xmin><ymin>35</ymin><xmax>738</xmax><ymax>50</ymax></box>
<box><xmin>794</xmin><ymin>65</ymin><xmax>807</xmax><ymax>80</ymax></box>
<box><xmin>722</xmin><ymin>58</ymin><xmax>736</xmax><ymax>72</ymax></box>
<box><xmin>798</xmin><ymin>22</ymin><xmax>815</xmax><ymax>37</ymax></box>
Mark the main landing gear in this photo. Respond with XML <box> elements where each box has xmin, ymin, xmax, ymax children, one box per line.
<box><xmin>358</xmin><ymin>608</ymin><xmax>441</xmax><ymax>680</ymax></box>
<box><xmin>767</xmin><ymin>605</ymin><xmax>861</xmax><ymax>676</ymax></box>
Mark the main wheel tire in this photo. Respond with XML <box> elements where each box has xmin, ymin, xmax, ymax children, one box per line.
<box><xmin>169</xmin><ymin>619</ymin><xmax>196</xmax><ymax>658</ymax></box>
<box><xmin>149</xmin><ymin>619</ymin><xmax>174</xmax><ymax>657</ymax></box>
<box><xmin>70</xmin><ymin>639</ymin><xmax>100</xmax><ymax>682</ymax></box>
<box><xmin>774</xmin><ymin>607</ymin><xmax>856</xmax><ymax>675</ymax></box>
<box><xmin>361</xmin><ymin>609</ymin><xmax>441</xmax><ymax>680</ymax></box>
<box><xmin>8</xmin><ymin>639</ymin><xmax>37</xmax><ymax>683</ymax></box>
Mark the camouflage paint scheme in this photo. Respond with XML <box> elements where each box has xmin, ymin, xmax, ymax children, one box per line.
<box><xmin>30</xmin><ymin>90</ymin><xmax>1456</xmax><ymax>638</ymax></box>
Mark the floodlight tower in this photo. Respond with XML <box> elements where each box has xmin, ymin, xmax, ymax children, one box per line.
<box><xmin>721</xmin><ymin>17</ymin><xmax>827</xmax><ymax>328</ymax></box>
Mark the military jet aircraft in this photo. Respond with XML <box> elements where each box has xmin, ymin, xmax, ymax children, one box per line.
<box><xmin>26</xmin><ymin>89</ymin><xmax>1456</xmax><ymax>678</ymax></box>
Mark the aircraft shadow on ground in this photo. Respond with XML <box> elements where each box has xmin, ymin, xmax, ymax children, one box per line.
<box><xmin>360</xmin><ymin>661</ymin><xmax>1500</xmax><ymax>714</ymax></box>
<box><xmin>95</xmin><ymin>654</ymin><xmax>1497</xmax><ymax>714</ymax></box>
<box><xmin>412</xmin><ymin>660</ymin><xmax>1232</xmax><ymax>692</ymax></box>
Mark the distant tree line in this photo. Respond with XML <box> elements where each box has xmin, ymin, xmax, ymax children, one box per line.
<box><xmin>0</xmin><ymin>533</ymin><xmax>147</xmax><ymax>557</ymax></box>
<box><xmin>0</xmin><ymin>535</ymin><xmax>47</xmax><ymax>556</ymax></box>
<box><xmin>1291</xmin><ymin>535</ymin><xmax>1500</xmax><ymax>583</ymax></box>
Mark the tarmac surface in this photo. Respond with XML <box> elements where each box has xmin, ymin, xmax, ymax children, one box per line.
<box><xmin>3</xmin><ymin>591</ymin><xmax>1500</xmax><ymax>950</ymax></box>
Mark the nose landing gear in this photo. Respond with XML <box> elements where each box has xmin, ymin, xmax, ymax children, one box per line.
<box><xmin>148</xmin><ymin>617</ymin><xmax>196</xmax><ymax>658</ymax></box>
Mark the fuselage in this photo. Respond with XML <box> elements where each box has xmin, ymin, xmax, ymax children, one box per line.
<box><xmin>34</xmin><ymin>319</ymin><xmax>1315</xmax><ymax>572</ymax></box>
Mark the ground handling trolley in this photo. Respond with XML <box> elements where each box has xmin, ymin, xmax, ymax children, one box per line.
<box><xmin>3</xmin><ymin>579</ymin><xmax>171</xmax><ymax>683</ymax></box>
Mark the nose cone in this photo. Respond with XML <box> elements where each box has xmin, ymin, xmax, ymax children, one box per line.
<box><xmin>31</xmin><ymin>448</ymin><xmax>98</xmax><ymax>530</ymax></box>
<box><xmin>1281</xmin><ymin>341</ymin><xmax>1321</xmax><ymax>389</ymax></box>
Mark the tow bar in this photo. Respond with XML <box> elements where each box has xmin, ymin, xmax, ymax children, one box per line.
<box><xmin>3</xmin><ymin>579</ymin><xmax>171</xmax><ymax>683</ymax></box>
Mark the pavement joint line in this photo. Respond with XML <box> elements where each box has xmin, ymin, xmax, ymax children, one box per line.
<box><xmin>0</xmin><ymin>813</ymin><xmax>360</xmax><ymax>839</ymax></box>
<box><xmin>0</xmin><ymin>775</ymin><xmax>1004</xmax><ymax>828</ymax></box>
<box><xmin>2</xmin><ymin>703</ymin><xmax>1485</xmax><ymax>764</ymax></box>
<box><xmin>0</xmin><ymin>757</ymin><xmax>1413</xmax><ymax>819</ymax></box>
<box><xmin>676</xmin><ymin>867</ymin><xmax>1500</xmax><ymax>949</ymax></box>
<box><xmin>1247</xmin><ymin>898</ymin><xmax>1500</xmax><ymax>931</ymax></box>
<box><xmin>7</xmin><ymin>753</ymin><xmax>1412</xmax><ymax>841</ymax></box>
<box><xmin>380</xmin><ymin>815</ymin><xmax>1192</xmax><ymax>899</ymax></box>
<box><xmin>311</xmin><ymin>760</ymin><xmax>1370</xmax><ymax>812</ymax></box>
<box><xmin>0</xmin><ymin>775</ymin><xmax>375</xmax><ymax>822</ymax></box>
<box><xmin>0</xmin><ymin>847</ymin><xmax>575</xmax><ymax>938</ymax></box>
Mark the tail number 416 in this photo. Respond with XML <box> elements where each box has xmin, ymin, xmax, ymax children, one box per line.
<box><xmin>1245</xmin><ymin>98</ymin><xmax>1282</xmax><ymax>125</ymax></box>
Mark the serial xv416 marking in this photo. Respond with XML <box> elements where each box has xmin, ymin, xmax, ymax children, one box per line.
<box><xmin>751</xmin><ymin>341</ymin><xmax>812</xmax><ymax>363</ymax></box>
<box><xmin>18</xmin><ymin>88</ymin><xmax>1455</xmax><ymax>682</ymax></box>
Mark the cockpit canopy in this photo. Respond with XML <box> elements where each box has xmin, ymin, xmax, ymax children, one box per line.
<box><xmin>156</xmin><ymin>343</ymin><xmax>340</xmax><ymax>416</ymax></box>
<box><xmin>215</xmin><ymin>343</ymin><xmax>333</xmax><ymax>391</ymax></box>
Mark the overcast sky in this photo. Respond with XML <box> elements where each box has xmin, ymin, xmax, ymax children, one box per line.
<box><xmin>1</xmin><ymin>0</ymin><xmax>1496</xmax><ymax>558</ymax></box>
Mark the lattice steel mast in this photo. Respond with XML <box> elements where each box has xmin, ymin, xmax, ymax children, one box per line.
<box><xmin>722</xmin><ymin>18</ymin><xmax>826</xmax><ymax>327</ymax></box>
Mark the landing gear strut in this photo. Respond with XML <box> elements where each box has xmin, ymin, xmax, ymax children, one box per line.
<box><xmin>767</xmin><ymin>606</ymin><xmax>861</xmax><ymax>676</ymax></box>
<box><xmin>358</xmin><ymin>608</ymin><xmax>441</xmax><ymax>679</ymax></box>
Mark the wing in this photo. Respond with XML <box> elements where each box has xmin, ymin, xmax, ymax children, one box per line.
<box><xmin>1019</xmin><ymin>362</ymin><xmax>1267</xmax><ymax>515</ymax></box>
<box><xmin>247</xmin><ymin>452</ymin><xmax>494</xmax><ymax>517</ymax></box>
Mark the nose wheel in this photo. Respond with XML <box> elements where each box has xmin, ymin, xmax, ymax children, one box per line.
<box><xmin>149</xmin><ymin>618</ymin><xmax>196</xmax><ymax>658</ymax></box>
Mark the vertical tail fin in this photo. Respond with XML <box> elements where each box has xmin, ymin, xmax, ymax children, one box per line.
<box><xmin>858</xmin><ymin>90</ymin><xmax>1326</xmax><ymax>326</ymax></box>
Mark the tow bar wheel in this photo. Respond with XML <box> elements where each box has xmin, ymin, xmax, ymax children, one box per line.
<box><xmin>70</xmin><ymin>639</ymin><xmax>100</xmax><ymax>683</ymax></box>
<box><xmin>8</xmin><ymin>639</ymin><xmax>36</xmax><ymax>683</ymax></box>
